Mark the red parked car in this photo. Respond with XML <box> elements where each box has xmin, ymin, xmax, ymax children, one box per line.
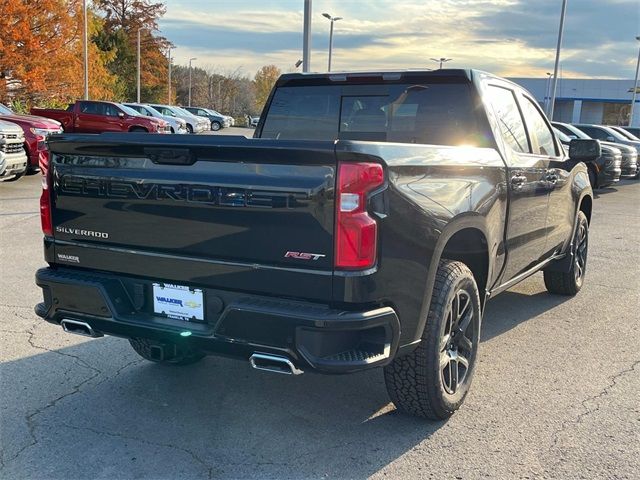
<box><xmin>31</xmin><ymin>100</ymin><xmax>170</xmax><ymax>135</ymax></box>
<box><xmin>0</xmin><ymin>104</ymin><xmax>62</xmax><ymax>174</ymax></box>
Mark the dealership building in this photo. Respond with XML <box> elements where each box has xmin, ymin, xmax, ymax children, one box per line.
<box><xmin>509</xmin><ymin>78</ymin><xmax>639</xmax><ymax>127</ymax></box>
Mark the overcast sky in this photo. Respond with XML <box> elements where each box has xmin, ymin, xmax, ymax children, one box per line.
<box><xmin>159</xmin><ymin>0</ymin><xmax>639</xmax><ymax>78</ymax></box>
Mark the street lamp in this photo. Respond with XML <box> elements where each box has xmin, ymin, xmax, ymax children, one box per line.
<box><xmin>322</xmin><ymin>13</ymin><xmax>342</xmax><ymax>72</ymax></box>
<box><xmin>629</xmin><ymin>36</ymin><xmax>640</xmax><ymax>126</ymax></box>
<box><xmin>188</xmin><ymin>57</ymin><xmax>197</xmax><ymax>107</ymax></box>
<box><xmin>167</xmin><ymin>47</ymin><xmax>172</xmax><ymax>104</ymax></box>
<box><xmin>544</xmin><ymin>72</ymin><xmax>553</xmax><ymax>115</ymax></box>
<box><xmin>82</xmin><ymin>0</ymin><xmax>88</xmax><ymax>99</ymax></box>
<box><xmin>136</xmin><ymin>28</ymin><xmax>144</xmax><ymax>103</ymax></box>
<box><xmin>430</xmin><ymin>57</ymin><xmax>452</xmax><ymax>69</ymax></box>
<box><xmin>549</xmin><ymin>0</ymin><xmax>568</xmax><ymax>121</ymax></box>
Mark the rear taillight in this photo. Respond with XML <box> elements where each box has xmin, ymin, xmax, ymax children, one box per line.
<box><xmin>335</xmin><ymin>162</ymin><xmax>384</xmax><ymax>269</ymax></box>
<box><xmin>40</xmin><ymin>150</ymin><xmax>53</xmax><ymax>236</ymax></box>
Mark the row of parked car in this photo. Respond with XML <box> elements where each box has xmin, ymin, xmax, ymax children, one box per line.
<box><xmin>0</xmin><ymin>100</ymin><xmax>237</xmax><ymax>182</ymax></box>
<box><xmin>29</xmin><ymin>100</ymin><xmax>235</xmax><ymax>136</ymax></box>
<box><xmin>552</xmin><ymin>122</ymin><xmax>640</xmax><ymax>188</ymax></box>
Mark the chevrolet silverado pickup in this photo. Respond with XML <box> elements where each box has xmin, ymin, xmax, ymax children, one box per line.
<box><xmin>0</xmin><ymin>119</ymin><xmax>28</xmax><ymax>181</ymax></box>
<box><xmin>35</xmin><ymin>70</ymin><xmax>597</xmax><ymax>419</ymax></box>
<box><xmin>31</xmin><ymin>100</ymin><xmax>170</xmax><ymax>134</ymax></box>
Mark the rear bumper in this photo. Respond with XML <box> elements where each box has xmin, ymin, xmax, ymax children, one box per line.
<box><xmin>35</xmin><ymin>267</ymin><xmax>400</xmax><ymax>373</ymax></box>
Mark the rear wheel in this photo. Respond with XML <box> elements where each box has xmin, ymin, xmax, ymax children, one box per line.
<box><xmin>544</xmin><ymin>211</ymin><xmax>589</xmax><ymax>295</ymax></box>
<box><xmin>384</xmin><ymin>260</ymin><xmax>481</xmax><ymax>419</ymax></box>
<box><xmin>129</xmin><ymin>338</ymin><xmax>206</xmax><ymax>366</ymax></box>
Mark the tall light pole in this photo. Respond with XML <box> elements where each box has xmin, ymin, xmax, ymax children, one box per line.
<box><xmin>167</xmin><ymin>47</ymin><xmax>172</xmax><ymax>104</ymax></box>
<box><xmin>549</xmin><ymin>0</ymin><xmax>568</xmax><ymax>121</ymax></box>
<box><xmin>430</xmin><ymin>57</ymin><xmax>452</xmax><ymax>69</ymax></box>
<box><xmin>628</xmin><ymin>36</ymin><xmax>640</xmax><ymax>126</ymax></box>
<box><xmin>188</xmin><ymin>57</ymin><xmax>197</xmax><ymax>107</ymax></box>
<box><xmin>303</xmin><ymin>0</ymin><xmax>312</xmax><ymax>72</ymax></box>
<box><xmin>322</xmin><ymin>13</ymin><xmax>342</xmax><ymax>72</ymax></box>
<box><xmin>544</xmin><ymin>72</ymin><xmax>553</xmax><ymax>114</ymax></box>
<box><xmin>83</xmin><ymin>0</ymin><xmax>88</xmax><ymax>99</ymax></box>
<box><xmin>136</xmin><ymin>28</ymin><xmax>142</xmax><ymax>102</ymax></box>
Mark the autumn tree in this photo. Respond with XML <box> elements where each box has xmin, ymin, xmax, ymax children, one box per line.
<box><xmin>95</xmin><ymin>0</ymin><xmax>171</xmax><ymax>102</ymax></box>
<box><xmin>253</xmin><ymin>65</ymin><xmax>281</xmax><ymax>111</ymax></box>
<box><xmin>0</xmin><ymin>0</ymin><xmax>119</xmax><ymax>104</ymax></box>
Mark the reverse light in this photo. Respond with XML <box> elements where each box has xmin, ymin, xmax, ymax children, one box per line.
<box><xmin>39</xmin><ymin>150</ymin><xmax>53</xmax><ymax>236</ymax></box>
<box><xmin>335</xmin><ymin>162</ymin><xmax>384</xmax><ymax>269</ymax></box>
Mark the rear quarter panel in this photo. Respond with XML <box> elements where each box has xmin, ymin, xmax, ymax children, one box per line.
<box><xmin>333</xmin><ymin>141</ymin><xmax>508</xmax><ymax>346</ymax></box>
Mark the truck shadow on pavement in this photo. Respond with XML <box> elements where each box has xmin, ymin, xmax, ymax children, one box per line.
<box><xmin>2</xmin><ymin>281</ymin><xmax>571</xmax><ymax>479</ymax></box>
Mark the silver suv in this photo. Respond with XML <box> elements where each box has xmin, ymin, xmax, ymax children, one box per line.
<box><xmin>0</xmin><ymin>120</ymin><xmax>28</xmax><ymax>181</ymax></box>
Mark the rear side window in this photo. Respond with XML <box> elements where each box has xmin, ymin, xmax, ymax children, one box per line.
<box><xmin>260</xmin><ymin>83</ymin><xmax>483</xmax><ymax>146</ymax></box>
<box><xmin>486</xmin><ymin>85</ymin><xmax>529</xmax><ymax>153</ymax></box>
<box><xmin>520</xmin><ymin>96</ymin><xmax>558</xmax><ymax>156</ymax></box>
<box><xmin>261</xmin><ymin>86</ymin><xmax>341</xmax><ymax>140</ymax></box>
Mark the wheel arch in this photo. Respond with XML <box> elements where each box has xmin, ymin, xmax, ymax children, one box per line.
<box><xmin>579</xmin><ymin>193</ymin><xmax>592</xmax><ymax>225</ymax></box>
<box><xmin>128</xmin><ymin>125</ymin><xmax>148</xmax><ymax>132</ymax></box>
<box><xmin>412</xmin><ymin>215</ymin><xmax>493</xmax><ymax>345</ymax></box>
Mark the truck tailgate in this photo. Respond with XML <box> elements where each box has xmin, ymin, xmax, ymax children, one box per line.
<box><xmin>47</xmin><ymin>134</ymin><xmax>337</xmax><ymax>301</ymax></box>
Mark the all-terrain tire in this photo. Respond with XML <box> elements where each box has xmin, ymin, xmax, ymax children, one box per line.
<box><xmin>384</xmin><ymin>260</ymin><xmax>481</xmax><ymax>419</ymax></box>
<box><xmin>544</xmin><ymin>211</ymin><xmax>589</xmax><ymax>296</ymax></box>
<box><xmin>129</xmin><ymin>337</ymin><xmax>206</xmax><ymax>366</ymax></box>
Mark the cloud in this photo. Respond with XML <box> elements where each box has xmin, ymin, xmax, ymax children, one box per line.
<box><xmin>160</xmin><ymin>0</ymin><xmax>639</xmax><ymax>78</ymax></box>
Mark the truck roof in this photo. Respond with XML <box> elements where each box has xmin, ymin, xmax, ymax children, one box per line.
<box><xmin>276</xmin><ymin>68</ymin><xmax>520</xmax><ymax>90</ymax></box>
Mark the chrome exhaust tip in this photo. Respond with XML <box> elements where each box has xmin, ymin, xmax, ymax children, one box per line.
<box><xmin>60</xmin><ymin>319</ymin><xmax>103</xmax><ymax>338</ymax></box>
<box><xmin>249</xmin><ymin>353</ymin><xmax>303</xmax><ymax>375</ymax></box>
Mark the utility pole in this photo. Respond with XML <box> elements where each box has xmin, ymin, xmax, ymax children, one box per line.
<box><xmin>188</xmin><ymin>57</ymin><xmax>197</xmax><ymax>107</ymax></box>
<box><xmin>302</xmin><ymin>0</ymin><xmax>312</xmax><ymax>72</ymax></box>
<box><xmin>629</xmin><ymin>36</ymin><xmax>640</xmax><ymax>126</ymax></box>
<box><xmin>322</xmin><ymin>13</ymin><xmax>343</xmax><ymax>72</ymax></box>
<box><xmin>167</xmin><ymin>47</ymin><xmax>172</xmax><ymax>104</ymax></box>
<box><xmin>83</xmin><ymin>0</ymin><xmax>88</xmax><ymax>99</ymax></box>
<box><xmin>549</xmin><ymin>0</ymin><xmax>568</xmax><ymax>121</ymax></box>
<box><xmin>136</xmin><ymin>28</ymin><xmax>141</xmax><ymax>102</ymax></box>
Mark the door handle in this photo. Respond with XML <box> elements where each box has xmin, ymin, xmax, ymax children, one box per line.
<box><xmin>545</xmin><ymin>170</ymin><xmax>559</xmax><ymax>184</ymax></box>
<box><xmin>510</xmin><ymin>174</ymin><xmax>527</xmax><ymax>188</ymax></box>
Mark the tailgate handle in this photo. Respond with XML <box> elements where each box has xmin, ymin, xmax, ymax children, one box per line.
<box><xmin>144</xmin><ymin>147</ymin><xmax>195</xmax><ymax>165</ymax></box>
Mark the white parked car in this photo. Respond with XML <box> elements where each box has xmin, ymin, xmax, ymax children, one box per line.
<box><xmin>0</xmin><ymin>119</ymin><xmax>28</xmax><ymax>181</ymax></box>
<box><xmin>173</xmin><ymin>107</ymin><xmax>211</xmax><ymax>133</ymax></box>
<box><xmin>147</xmin><ymin>104</ymin><xmax>206</xmax><ymax>134</ymax></box>
<box><xmin>123</xmin><ymin>103</ymin><xmax>188</xmax><ymax>134</ymax></box>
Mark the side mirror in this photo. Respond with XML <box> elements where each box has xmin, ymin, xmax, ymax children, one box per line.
<box><xmin>118</xmin><ymin>112</ymin><xmax>125</xmax><ymax>118</ymax></box>
<box><xmin>569</xmin><ymin>139</ymin><xmax>601</xmax><ymax>162</ymax></box>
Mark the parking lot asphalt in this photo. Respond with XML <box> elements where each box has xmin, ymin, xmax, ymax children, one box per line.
<box><xmin>1</xmin><ymin>138</ymin><xmax>638</xmax><ymax>479</ymax></box>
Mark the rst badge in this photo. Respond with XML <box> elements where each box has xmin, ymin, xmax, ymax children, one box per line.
<box><xmin>284</xmin><ymin>251</ymin><xmax>326</xmax><ymax>261</ymax></box>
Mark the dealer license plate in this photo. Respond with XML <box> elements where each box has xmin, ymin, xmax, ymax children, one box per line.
<box><xmin>152</xmin><ymin>283</ymin><xmax>204</xmax><ymax>321</ymax></box>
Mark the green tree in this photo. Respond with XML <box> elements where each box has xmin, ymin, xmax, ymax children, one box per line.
<box><xmin>253</xmin><ymin>65</ymin><xmax>281</xmax><ymax>111</ymax></box>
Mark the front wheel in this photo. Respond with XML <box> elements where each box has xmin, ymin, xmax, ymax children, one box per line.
<box><xmin>211</xmin><ymin>121</ymin><xmax>221</xmax><ymax>131</ymax></box>
<box><xmin>384</xmin><ymin>260</ymin><xmax>481</xmax><ymax>419</ymax></box>
<box><xmin>186</xmin><ymin>124</ymin><xmax>194</xmax><ymax>134</ymax></box>
<box><xmin>544</xmin><ymin>211</ymin><xmax>589</xmax><ymax>295</ymax></box>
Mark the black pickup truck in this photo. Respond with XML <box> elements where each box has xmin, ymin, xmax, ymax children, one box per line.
<box><xmin>35</xmin><ymin>70</ymin><xmax>598</xmax><ymax>419</ymax></box>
